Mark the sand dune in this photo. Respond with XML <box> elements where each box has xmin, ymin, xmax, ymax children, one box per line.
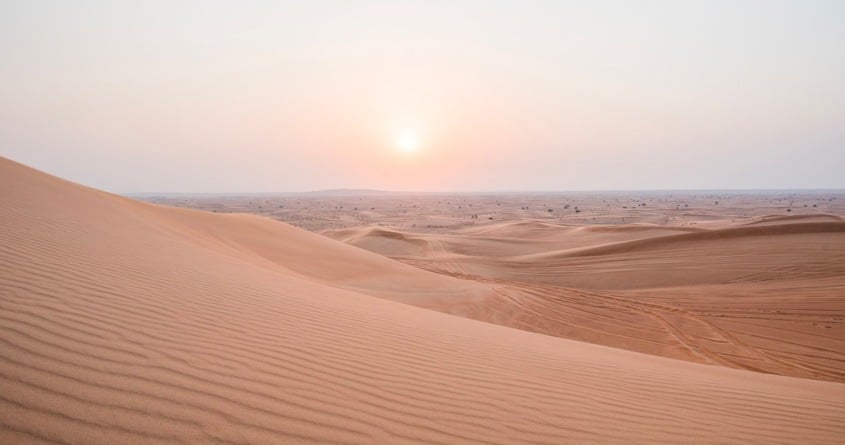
<box><xmin>2</xmin><ymin>156</ymin><xmax>845</xmax><ymax>444</ymax></box>
<box><xmin>328</xmin><ymin>218</ymin><xmax>845</xmax><ymax>382</ymax></box>
<box><xmin>521</xmin><ymin>220</ymin><xmax>845</xmax><ymax>259</ymax></box>
<box><xmin>325</xmin><ymin>227</ymin><xmax>433</xmax><ymax>258</ymax></box>
<box><xmin>741</xmin><ymin>213</ymin><xmax>844</xmax><ymax>226</ymax></box>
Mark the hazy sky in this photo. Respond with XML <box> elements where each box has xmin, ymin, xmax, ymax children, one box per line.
<box><xmin>1</xmin><ymin>1</ymin><xmax>843</xmax><ymax>192</ymax></box>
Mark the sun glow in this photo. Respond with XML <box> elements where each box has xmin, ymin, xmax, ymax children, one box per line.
<box><xmin>397</xmin><ymin>131</ymin><xmax>420</xmax><ymax>154</ymax></box>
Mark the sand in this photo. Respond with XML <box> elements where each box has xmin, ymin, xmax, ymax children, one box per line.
<box><xmin>324</xmin><ymin>220</ymin><xmax>845</xmax><ymax>382</ymax></box>
<box><xmin>154</xmin><ymin>187</ymin><xmax>845</xmax><ymax>382</ymax></box>
<box><xmin>144</xmin><ymin>189</ymin><xmax>845</xmax><ymax>233</ymax></box>
<box><xmin>2</xmin><ymin>155</ymin><xmax>845</xmax><ymax>444</ymax></box>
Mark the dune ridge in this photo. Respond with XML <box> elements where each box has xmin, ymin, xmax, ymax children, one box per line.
<box><xmin>2</xmin><ymin>156</ymin><xmax>845</xmax><ymax>444</ymax></box>
<box><xmin>517</xmin><ymin>220</ymin><xmax>845</xmax><ymax>259</ymax></box>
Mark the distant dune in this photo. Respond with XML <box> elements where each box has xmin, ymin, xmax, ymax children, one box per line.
<box><xmin>2</xmin><ymin>155</ymin><xmax>844</xmax><ymax>444</ymax></box>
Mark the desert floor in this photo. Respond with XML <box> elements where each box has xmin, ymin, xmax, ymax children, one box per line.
<box><xmin>2</xmin><ymin>156</ymin><xmax>844</xmax><ymax>444</ymax></box>
<box><xmin>150</xmin><ymin>189</ymin><xmax>845</xmax><ymax>382</ymax></box>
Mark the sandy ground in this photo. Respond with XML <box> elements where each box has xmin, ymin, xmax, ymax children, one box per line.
<box><xmin>2</xmin><ymin>156</ymin><xmax>845</xmax><ymax>444</ymax></box>
<box><xmin>144</xmin><ymin>189</ymin><xmax>845</xmax><ymax>233</ymax></box>
<box><xmin>325</xmin><ymin>219</ymin><xmax>845</xmax><ymax>382</ymax></box>
<box><xmin>153</xmin><ymin>189</ymin><xmax>845</xmax><ymax>382</ymax></box>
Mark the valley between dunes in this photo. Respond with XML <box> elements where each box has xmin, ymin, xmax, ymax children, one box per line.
<box><xmin>1</xmin><ymin>155</ymin><xmax>844</xmax><ymax>444</ymax></box>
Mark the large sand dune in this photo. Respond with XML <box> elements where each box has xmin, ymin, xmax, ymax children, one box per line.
<box><xmin>325</xmin><ymin>213</ymin><xmax>845</xmax><ymax>383</ymax></box>
<box><xmin>2</xmin><ymin>156</ymin><xmax>845</xmax><ymax>443</ymax></box>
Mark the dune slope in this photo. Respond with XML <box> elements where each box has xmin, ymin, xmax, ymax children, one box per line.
<box><xmin>1</xmin><ymin>156</ymin><xmax>844</xmax><ymax>444</ymax></box>
<box><xmin>328</xmin><ymin>218</ymin><xmax>845</xmax><ymax>382</ymax></box>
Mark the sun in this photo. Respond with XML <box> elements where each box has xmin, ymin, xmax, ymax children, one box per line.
<box><xmin>397</xmin><ymin>131</ymin><xmax>420</xmax><ymax>153</ymax></box>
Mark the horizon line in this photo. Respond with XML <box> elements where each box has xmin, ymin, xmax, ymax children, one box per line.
<box><xmin>124</xmin><ymin>187</ymin><xmax>845</xmax><ymax>197</ymax></box>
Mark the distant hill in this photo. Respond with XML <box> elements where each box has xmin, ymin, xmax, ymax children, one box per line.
<box><xmin>305</xmin><ymin>188</ymin><xmax>403</xmax><ymax>196</ymax></box>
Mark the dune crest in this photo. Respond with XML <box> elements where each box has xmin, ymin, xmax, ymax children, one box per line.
<box><xmin>1</xmin><ymin>156</ymin><xmax>844</xmax><ymax>444</ymax></box>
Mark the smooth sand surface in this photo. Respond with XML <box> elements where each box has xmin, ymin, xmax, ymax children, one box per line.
<box><xmin>2</xmin><ymin>156</ymin><xmax>845</xmax><ymax>443</ymax></box>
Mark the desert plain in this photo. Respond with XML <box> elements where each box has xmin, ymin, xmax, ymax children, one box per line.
<box><xmin>2</xmin><ymin>156</ymin><xmax>845</xmax><ymax>443</ymax></box>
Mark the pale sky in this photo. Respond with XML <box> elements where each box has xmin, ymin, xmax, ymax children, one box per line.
<box><xmin>1</xmin><ymin>1</ymin><xmax>843</xmax><ymax>192</ymax></box>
